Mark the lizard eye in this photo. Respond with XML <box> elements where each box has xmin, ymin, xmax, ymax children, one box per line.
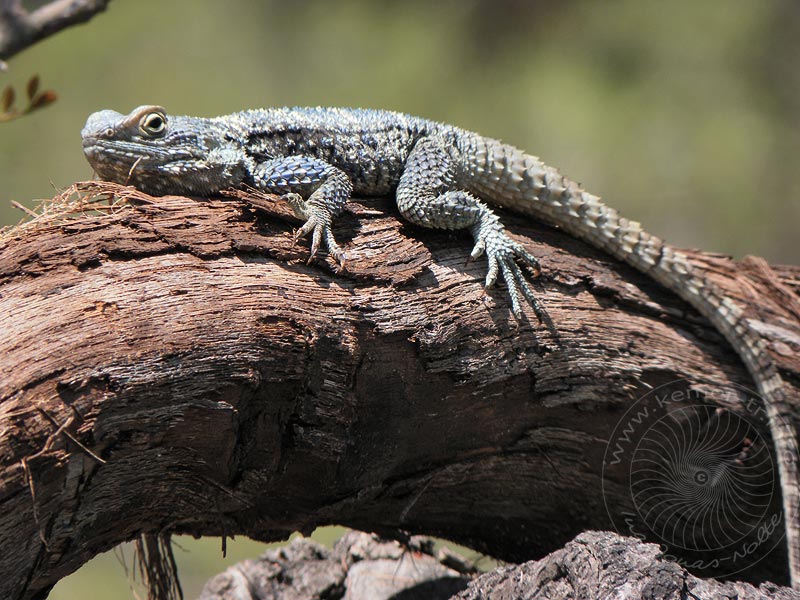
<box><xmin>140</xmin><ymin>112</ymin><xmax>167</xmax><ymax>136</ymax></box>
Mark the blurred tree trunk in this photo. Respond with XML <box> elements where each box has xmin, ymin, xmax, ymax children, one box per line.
<box><xmin>0</xmin><ymin>182</ymin><xmax>798</xmax><ymax>599</ymax></box>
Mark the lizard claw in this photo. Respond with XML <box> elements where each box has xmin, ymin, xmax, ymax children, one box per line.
<box><xmin>284</xmin><ymin>193</ymin><xmax>345</xmax><ymax>265</ymax></box>
<box><xmin>470</xmin><ymin>239</ymin><xmax>486</xmax><ymax>260</ymax></box>
<box><xmin>500</xmin><ymin>259</ymin><xmax>546</xmax><ymax>322</ymax></box>
<box><xmin>474</xmin><ymin>223</ymin><xmax>545</xmax><ymax>322</ymax></box>
<box><xmin>466</xmin><ymin>238</ymin><xmax>485</xmax><ymax>267</ymax></box>
<box><xmin>294</xmin><ymin>216</ymin><xmax>345</xmax><ymax>264</ymax></box>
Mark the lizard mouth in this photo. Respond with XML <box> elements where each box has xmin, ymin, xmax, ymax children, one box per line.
<box><xmin>81</xmin><ymin>137</ymin><xmax>162</xmax><ymax>187</ymax></box>
<box><xmin>81</xmin><ymin>138</ymin><xmax>125</xmax><ymax>181</ymax></box>
<box><xmin>81</xmin><ymin>137</ymin><xmax>102</xmax><ymax>166</ymax></box>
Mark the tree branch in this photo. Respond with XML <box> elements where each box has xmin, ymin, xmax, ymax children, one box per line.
<box><xmin>0</xmin><ymin>182</ymin><xmax>798</xmax><ymax>598</ymax></box>
<box><xmin>0</xmin><ymin>0</ymin><xmax>111</xmax><ymax>62</ymax></box>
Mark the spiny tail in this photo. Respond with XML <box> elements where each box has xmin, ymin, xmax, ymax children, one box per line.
<box><xmin>460</xmin><ymin>133</ymin><xmax>800</xmax><ymax>587</ymax></box>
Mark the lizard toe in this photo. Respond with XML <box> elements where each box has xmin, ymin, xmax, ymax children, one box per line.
<box><xmin>470</xmin><ymin>238</ymin><xmax>486</xmax><ymax>260</ymax></box>
<box><xmin>324</xmin><ymin>228</ymin><xmax>345</xmax><ymax>265</ymax></box>
<box><xmin>481</xmin><ymin>229</ymin><xmax>545</xmax><ymax>321</ymax></box>
<box><xmin>499</xmin><ymin>261</ymin><xmax>525</xmax><ymax>319</ymax></box>
<box><xmin>485</xmin><ymin>253</ymin><xmax>500</xmax><ymax>288</ymax></box>
<box><xmin>295</xmin><ymin>213</ymin><xmax>345</xmax><ymax>265</ymax></box>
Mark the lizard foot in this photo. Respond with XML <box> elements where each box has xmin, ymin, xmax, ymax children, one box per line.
<box><xmin>283</xmin><ymin>193</ymin><xmax>345</xmax><ymax>265</ymax></box>
<box><xmin>471</xmin><ymin>223</ymin><xmax>544</xmax><ymax>322</ymax></box>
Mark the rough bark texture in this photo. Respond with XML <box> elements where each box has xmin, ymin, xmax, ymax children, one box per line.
<box><xmin>198</xmin><ymin>531</ymin><xmax>474</xmax><ymax>600</ymax></box>
<box><xmin>197</xmin><ymin>530</ymin><xmax>800</xmax><ymax>600</ymax></box>
<box><xmin>0</xmin><ymin>182</ymin><xmax>798</xmax><ymax>599</ymax></box>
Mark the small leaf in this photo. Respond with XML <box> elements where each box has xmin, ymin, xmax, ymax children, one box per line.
<box><xmin>30</xmin><ymin>90</ymin><xmax>57</xmax><ymax>110</ymax></box>
<box><xmin>26</xmin><ymin>75</ymin><xmax>39</xmax><ymax>100</ymax></box>
<box><xmin>1</xmin><ymin>86</ymin><xmax>14</xmax><ymax>112</ymax></box>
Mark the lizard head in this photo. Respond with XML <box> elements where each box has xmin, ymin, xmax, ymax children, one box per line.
<box><xmin>81</xmin><ymin>105</ymin><xmax>248</xmax><ymax>196</ymax></box>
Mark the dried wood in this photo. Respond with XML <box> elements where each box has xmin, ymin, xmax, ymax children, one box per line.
<box><xmin>0</xmin><ymin>182</ymin><xmax>798</xmax><ymax>598</ymax></box>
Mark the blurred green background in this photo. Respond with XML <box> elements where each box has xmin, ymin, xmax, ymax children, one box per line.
<box><xmin>1</xmin><ymin>0</ymin><xmax>798</xmax><ymax>597</ymax></box>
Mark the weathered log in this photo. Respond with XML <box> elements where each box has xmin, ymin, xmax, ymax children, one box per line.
<box><xmin>0</xmin><ymin>182</ymin><xmax>798</xmax><ymax>598</ymax></box>
<box><xmin>196</xmin><ymin>530</ymin><xmax>800</xmax><ymax>600</ymax></box>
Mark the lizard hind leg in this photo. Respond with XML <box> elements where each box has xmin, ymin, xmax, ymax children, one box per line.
<box><xmin>396</xmin><ymin>137</ymin><xmax>545</xmax><ymax>321</ymax></box>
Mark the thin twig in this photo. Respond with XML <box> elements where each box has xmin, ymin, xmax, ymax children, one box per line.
<box><xmin>36</xmin><ymin>407</ymin><xmax>107</xmax><ymax>465</ymax></box>
<box><xmin>10</xmin><ymin>199</ymin><xmax>37</xmax><ymax>217</ymax></box>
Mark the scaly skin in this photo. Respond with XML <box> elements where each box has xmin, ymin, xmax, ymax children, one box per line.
<box><xmin>82</xmin><ymin>105</ymin><xmax>799</xmax><ymax>586</ymax></box>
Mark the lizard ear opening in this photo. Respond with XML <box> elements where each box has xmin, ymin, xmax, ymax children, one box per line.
<box><xmin>140</xmin><ymin>111</ymin><xmax>167</xmax><ymax>137</ymax></box>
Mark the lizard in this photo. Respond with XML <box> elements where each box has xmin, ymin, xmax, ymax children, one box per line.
<box><xmin>81</xmin><ymin>105</ymin><xmax>799</xmax><ymax>587</ymax></box>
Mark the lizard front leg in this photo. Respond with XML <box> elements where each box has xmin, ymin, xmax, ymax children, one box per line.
<box><xmin>396</xmin><ymin>137</ymin><xmax>544</xmax><ymax>320</ymax></box>
<box><xmin>251</xmin><ymin>155</ymin><xmax>353</xmax><ymax>263</ymax></box>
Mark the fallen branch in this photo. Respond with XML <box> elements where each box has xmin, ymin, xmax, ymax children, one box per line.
<box><xmin>0</xmin><ymin>182</ymin><xmax>798</xmax><ymax>598</ymax></box>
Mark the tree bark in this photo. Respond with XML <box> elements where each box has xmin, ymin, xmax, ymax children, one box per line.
<box><xmin>197</xmin><ymin>531</ymin><xmax>475</xmax><ymax>600</ymax></box>
<box><xmin>1</xmin><ymin>182</ymin><xmax>798</xmax><ymax>599</ymax></box>
<box><xmin>196</xmin><ymin>530</ymin><xmax>800</xmax><ymax>600</ymax></box>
